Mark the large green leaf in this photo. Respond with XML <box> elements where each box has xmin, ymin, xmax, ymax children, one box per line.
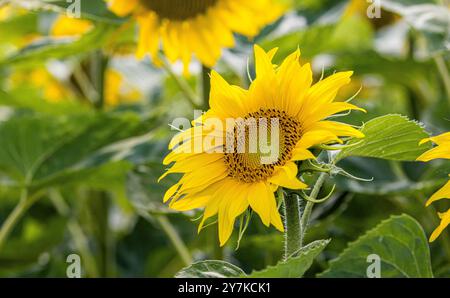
<box><xmin>175</xmin><ymin>260</ymin><xmax>246</xmax><ymax>278</ymax></box>
<box><xmin>126</xmin><ymin>162</ymin><xmax>178</xmax><ymax>216</ymax></box>
<box><xmin>247</xmin><ymin>240</ymin><xmax>330</xmax><ymax>278</ymax></box>
<box><xmin>335</xmin><ymin>114</ymin><xmax>431</xmax><ymax>162</ymax></box>
<box><xmin>261</xmin><ymin>17</ymin><xmax>374</xmax><ymax>62</ymax></box>
<box><xmin>0</xmin><ymin>112</ymin><xmax>146</xmax><ymax>192</ymax></box>
<box><xmin>318</xmin><ymin>214</ymin><xmax>433</xmax><ymax>278</ymax></box>
<box><xmin>0</xmin><ymin>24</ymin><xmax>116</xmax><ymax>67</ymax></box>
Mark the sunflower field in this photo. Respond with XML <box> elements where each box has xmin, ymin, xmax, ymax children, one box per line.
<box><xmin>0</xmin><ymin>0</ymin><xmax>449</xmax><ymax>280</ymax></box>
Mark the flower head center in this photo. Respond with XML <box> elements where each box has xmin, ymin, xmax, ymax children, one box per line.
<box><xmin>223</xmin><ymin>109</ymin><xmax>302</xmax><ymax>183</ymax></box>
<box><xmin>140</xmin><ymin>0</ymin><xmax>219</xmax><ymax>20</ymax></box>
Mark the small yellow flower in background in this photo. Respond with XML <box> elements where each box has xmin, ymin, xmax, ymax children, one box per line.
<box><xmin>50</xmin><ymin>15</ymin><xmax>93</xmax><ymax>37</ymax></box>
<box><xmin>104</xmin><ymin>69</ymin><xmax>142</xmax><ymax>107</ymax></box>
<box><xmin>0</xmin><ymin>3</ymin><xmax>26</xmax><ymax>21</ymax></box>
<box><xmin>10</xmin><ymin>69</ymin><xmax>69</xmax><ymax>103</ymax></box>
<box><xmin>161</xmin><ymin>45</ymin><xmax>365</xmax><ymax>246</ymax></box>
<box><xmin>417</xmin><ymin>132</ymin><xmax>450</xmax><ymax>242</ymax></box>
<box><xmin>106</xmin><ymin>0</ymin><xmax>286</xmax><ymax>74</ymax></box>
<box><xmin>0</xmin><ymin>5</ymin><xmax>12</xmax><ymax>21</ymax></box>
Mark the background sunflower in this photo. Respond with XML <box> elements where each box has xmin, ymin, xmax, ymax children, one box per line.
<box><xmin>107</xmin><ymin>0</ymin><xmax>286</xmax><ymax>74</ymax></box>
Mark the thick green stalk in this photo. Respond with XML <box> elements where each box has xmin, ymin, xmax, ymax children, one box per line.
<box><xmin>282</xmin><ymin>189</ymin><xmax>302</xmax><ymax>260</ymax></box>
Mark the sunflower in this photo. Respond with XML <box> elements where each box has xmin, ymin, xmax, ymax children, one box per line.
<box><xmin>107</xmin><ymin>0</ymin><xmax>285</xmax><ymax>74</ymax></box>
<box><xmin>161</xmin><ymin>45</ymin><xmax>365</xmax><ymax>246</ymax></box>
<box><xmin>417</xmin><ymin>132</ymin><xmax>450</xmax><ymax>242</ymax></box>
<box><xmin>50</xmin><ymin>15</ymin><xmax>93</xmax><ymax>37</ymax></box>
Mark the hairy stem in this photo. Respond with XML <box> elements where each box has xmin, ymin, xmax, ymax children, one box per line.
<box><xmin>282</xmin><ymin>189</ymin><xmax>302</xmax><ymax>260</ymax></box>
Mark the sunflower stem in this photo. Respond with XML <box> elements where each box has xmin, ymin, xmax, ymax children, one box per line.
<box><xmin>299</xmin><ymin>172</ymin><xmax>328</xmax><ymax>248</ymax></box>
<box><xmin>281</xmin><ymin>189</ymin><xmax>302</xmax><ymax>260</ymax></box>
<box><xmin>434</xmin><ymin>55</ymin><xmax>450</xmax><ymax>104</ymax></box>
<box><xmin>201</xmin><ymin>65</ymin><xmax>211</xmax><ymax>110</ymax></box>
<box><xmin>0</xmin><ymin>187</ymin><xmax>41</xmax><ymax>252</ymax></box>
<box><xmin>158</xmin><ymin>54</ymin><xmax>201</xmax><ymax>109</ymax></box>
<box><xmin>90</xmin><ymin>50</ymin><xmax>109</xmax><ymax>109</ymax></box>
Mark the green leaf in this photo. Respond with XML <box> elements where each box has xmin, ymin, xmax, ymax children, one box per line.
<box><xmin>0</xmin><ymin>112</ymin><xmax>145</xmax><ymax>192</ymax></box>
<box><xmin>318</xmin><ymin>214</ymin><xmax>433</xmax><ymax>278</ymax></box>
<box><xmin>336</xmin><ymin>114</ymin><xmax>431</xmax><ymax>162</ymax></box>
<box><xmin>42</xmin><ymin>0</ymin><xmax>125</xmax><ymax>24</ymax></box>
<box><xmin>175</xmin><ymin>260</ymin><xmax>246</xmax><ymax>278</ymax></box>
<box><xmin>126</xmin><ymin>163</ymin><xmax>179</xmax><ymax>216</ymax></box>
<box><xmin>261</xmin><ymin>17</ymin><xmax>374</xmax><ymax>62</ymax></box>
<box><xmin>0</xmin><ymin>24</ymin><xmax>117</xmax><ymax>67</ymax></box>
<box><xmin>247</xmin><ymin>240</ymin><xmax>330</xmax><ymax>278</ymax></box>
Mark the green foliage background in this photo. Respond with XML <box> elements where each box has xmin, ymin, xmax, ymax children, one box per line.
<box><xmin>0</xmin><ymin>0</ymin><xmax>449</xmax><ymax>277</ymax></box>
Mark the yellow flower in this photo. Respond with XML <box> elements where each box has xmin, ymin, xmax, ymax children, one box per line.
<box><xmin>417</xmin><ymin>132</ymin><xmax>450</xmax><ymax>242</ymax></box>
<box><xmin>107</xmin><ymin>0</ymin><xmax>285</xmax><ymax>74</ymax></box>
<box><xmin>10</xmin><ymin>69</ymin><xmax>68</xmax><ymax>102</ymax></box>
<box><xmin>104</xmin><ymin>69</ymin><xmax>142</xmax><ymax>107</ymax></box>
<box><xmin>161</xmin><ymin>46</ymin><xmax>365</xmax><ymax>246</ymax></box>
<box><xmin>50</xmin><ymin>15</ymin><xmax>93</xmax><ymax>37</ymax></box>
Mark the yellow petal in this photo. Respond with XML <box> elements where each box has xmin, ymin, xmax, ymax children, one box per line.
<box><xmin>417</xmin><ymin>146</ymin><xmax>450</xmax><ymax>162</ymax></box>
<box><xmin>218</xmin><ymin>183</ymin><xmax>250</xmax><ymax>246</ymax></box>
<box><xmin>420</xmin><ymin>132</ymin><xmax>450</xmax><ymax>146</ymax></box>
<box><xmin>308</xmin><ymin>121</ymin><xmax>365</xmax><ymax>138</ymax></box>
<box><xmin>276</xmin><ymin>48</ymin><xmax>313</xmax><ymax>116</ymax></box>
<box><xmin>248</xmin><ymin>182</ymin><xmax>273</xmax><ymax>226</ymax></box>
<box><xmin>270</xmin><ymin>192</ymin><xmax>284</xmax><ymax>232</ymax></box>
<box><xmin>296</xmin><ymin>130</ymin><xmax>342</xmax><ymax>149</ymax></box>
<box><xmin>108</xmin><ymin>0</ymin><xmax>138</xmax><ymax>17</ymax></box>
<box><xmin>291</xmin><ymin>148</ymin><xmax>316</xmax><ymax>161</ymax></box>
<box><xmin>254</xmin><ymin>44</ymin><xmax>276</xmax><ymax>79</ymax></box>
<box><xmin>302</xmin><ymin>102</ymin><xmax>366</xmax><ymax>126</ymax></box>
<box><xmin>426</xmin><ymin>180</ymin><xmax>450</xmax><ymax>206</ymax></box>
<box><xmin>268</xmin><ymin>163</ymin><xmax>307</xmax><ymax>190</ymax></box>
<box><xmin>429</xmin><ymin>208</ymin><xmax>450</xmax><ymax>242</ymax></box>
<box><xmin>51</xmin><ymin>15</ymin><xmax>93</xmax><ymax>37</ymax></box>
<box><xmin>210</xmin><ymin>70</ymin><xmax>247</xmax><ymax>118</ymax></box>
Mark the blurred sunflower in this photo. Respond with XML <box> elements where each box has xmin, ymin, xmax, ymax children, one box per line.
<box><xmin>104</xmin><ymin>69</ymin><xmax>142</xmax><ymax>107</ymax></box>
<box><xmin>50</xmin><ymin>15</ymin><xmax>93</xmax><ymax>37</ymax></box>
<box><xmin>417</xmin><ymin>132</ymin><xmax>450</xmax><ymax>242</ymax></box>
<box><xmin>161</xmin><ymin>45</ymin><xmax>365</xmax><ymax>246</ymax></box>
<box><xmin>9</xmin><ymin>69</ymin><xmax>69</xmax><ymax>103</ymax></box>
<box><xmin>106</xmin><ymin>0</ymin><xmax>285</xmax><ymax>74</ymax></box>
